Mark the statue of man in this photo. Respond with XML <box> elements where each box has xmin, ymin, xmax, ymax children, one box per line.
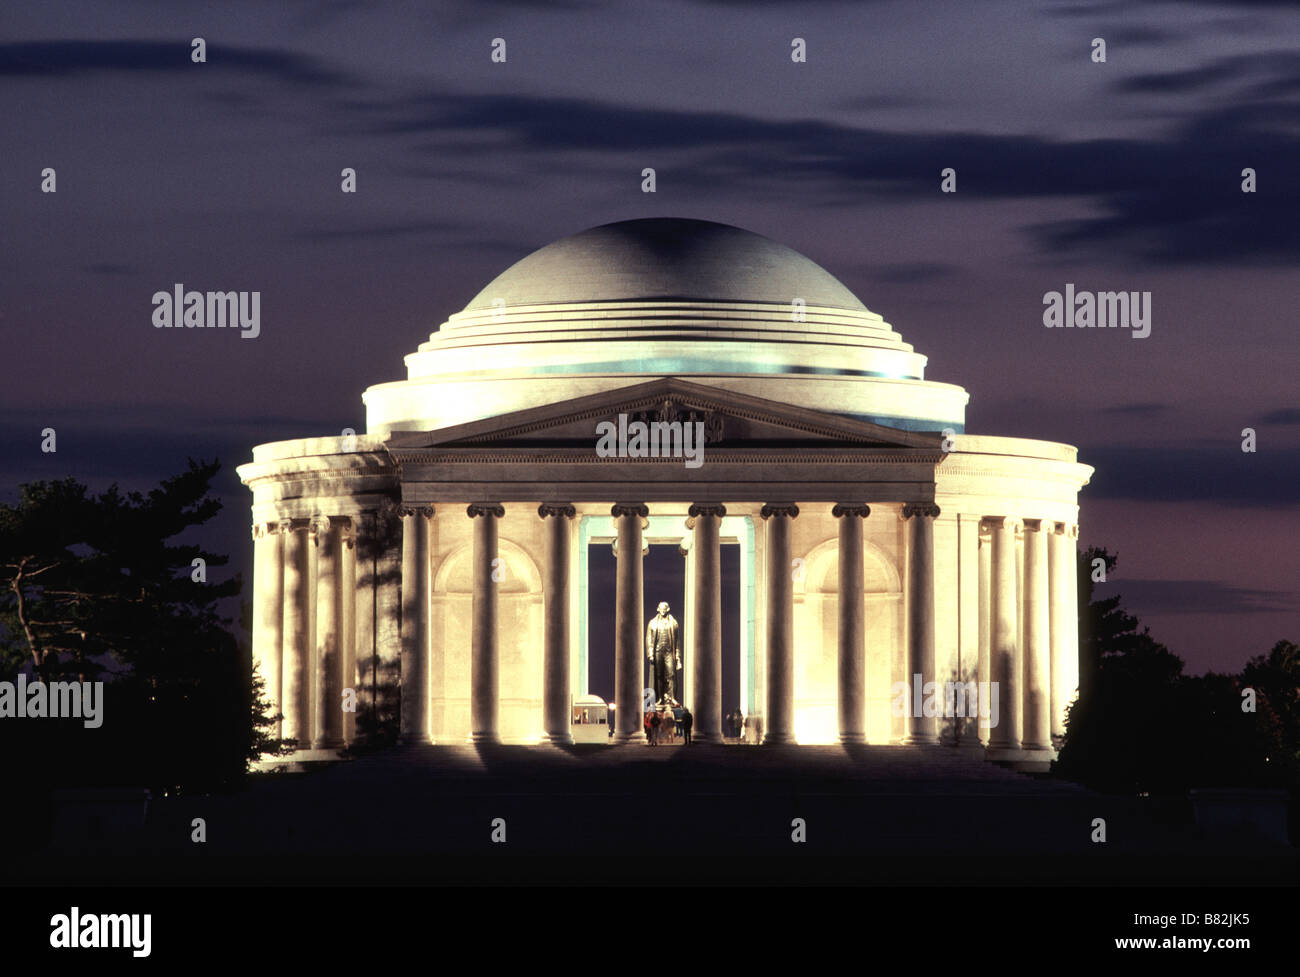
<box><xmin>645</xmin><ymin>601</ymin><xmax>681</xmax><ymax>704</ymax></box>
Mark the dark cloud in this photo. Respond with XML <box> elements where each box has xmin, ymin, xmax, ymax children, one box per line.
<box><xmin>1115</xmin><ymin>51</ymin><xmax>1300</xmax><ymax>96</ymax></box>
<box><xmin>1080</xmin><ymin>441</ymin><xmax>1300</xmax><ymax>507</ymax></box>
<box><xmin>0</xmin><ymin>40</ymin><xmax>352</xmax><ymax>86</ymax></box>
<box><xmin>361</xmin><ymin>88</ymin><xmax>1299</xmax><ymax>265</ymax></box>
<box><xmin>1261</xmin><ymin>408</ymin><xmax>1300</xmax><ymax>425</ymax></box>
<box><xmin>1094</xmin><ymin>578</ymin><xmax>1298</xmax><ymax>615</ymax></box>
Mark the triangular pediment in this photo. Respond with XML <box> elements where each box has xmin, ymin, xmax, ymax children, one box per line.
<box><xmin>386</xmin><ymin>377</ymin><xmax>942</xmax><ymax>451</ymax></box>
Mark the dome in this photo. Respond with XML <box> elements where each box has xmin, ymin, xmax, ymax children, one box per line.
<box><xmin>362</xmin><ymin>217</ymin><xmax>969</xmax><ymax>435</ymax></box>
<box><xmin>463</xmin><ymin>218</ymin><xmax>868</xmax><ymax>311</ymax></box>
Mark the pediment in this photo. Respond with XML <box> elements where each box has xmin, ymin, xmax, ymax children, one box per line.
<box><xmin>386</xmin><ymin>377</ymin><xmax>941</xmax><ymax>452</ymax></box>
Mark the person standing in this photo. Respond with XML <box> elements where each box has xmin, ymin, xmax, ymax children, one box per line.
<box><xmin>650</xmin><ymin>709</ymin><xmax>661</xmax><ymax>746</ymax></box>
<box><xmin>681</xmin><ymin>706</ymin><xmax>693</xmax><ymax>745</ymax></box>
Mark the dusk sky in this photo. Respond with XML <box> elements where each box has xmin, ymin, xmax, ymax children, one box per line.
<box><xmin>3</xmin><ymin>0</ymin><xmax>1297</xmax><ymax>675</ymax></box>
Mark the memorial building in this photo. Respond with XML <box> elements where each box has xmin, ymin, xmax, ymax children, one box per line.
<box><xmin>239</xmin><ymin>218</ymin><xmax>1092</xmax><ymax>762</ymax></box>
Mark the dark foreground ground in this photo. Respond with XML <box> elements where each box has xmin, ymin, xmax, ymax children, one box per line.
<box><xmin>16</xmin><ymin>743</ymin><xmax>1298</xmax><ymax>885</ymax></box>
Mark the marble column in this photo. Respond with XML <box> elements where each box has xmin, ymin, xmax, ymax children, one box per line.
<box><xmin>281</xmin><ymin>519</ymin><xmax>311</xmax><ymax>750</ymax></box>
<box><xmin>903</xmin><ymin>502</ymin><xmax>941</xmax><ymax>746</ymax></box>
<box><xmin>612</xmin><ymin>503</ymin><xmax>649</xmax><ymax>744</ymax></box>
<box><xmin>833</xmin><ymin>503</ymin><xmax>870</xmax><ymax>744</ymax></box>
<box><xmin>985</xmin><ymin>516</ymin><xmax>1021</xmax><ymax>753</ymax></box>
<box><xmin>468</xmin><ymin>503</ymin><xmax>505</xmax><ymax>744</ymax></box>
<box><xmin>1022</xmin><ymin>519</ymin><xmax>1051</xmax><ymax>752</ymax></box>
<box><xmin>399</xmin><ymin>505</ymin><xmax>433</xmax><ymax>744</ymax></box>
<box><xmin>1053</xmin><ymin>523</ymin><xmax>1080</xmax><ymax>740</ymax></box>
<box><xmin>313</xmin><ymin>515</ymin><xmax>345</xmax><ymax>750</ymax></box>
<box><xmin>340</xmin><ymin>522</ymin><xmax>357</xmax><ymax>746</ymax></box>
<box><xmin>540</xmin><ymin>503</ymin><xmax>576</xmax><ymax>745</ymax></box>
<box><xmin>977</xmin><ymin>525</ymin><xmax>992</xmax><ymax>746</ymax></box>
<box><xmin>252</xmin><ymin>521</ymin><xmax>284</xmax><ymax>739</ymax></box>
<box><xmin>351</xmin><ymin>512</ymin><xmax>377</xmax><ymax>745</ymax></box>
<box><xmin>679</xmin><ymin>538</ymin><xmax>694</xmax><ymax>709</ymax></box>
<box><xmin>689</xmin><ymin>503</ymin><xmax>726</xmax><ymax>744</ymax></box>
<box><xmin>761</xmin><ymin>503</ymin><xmax>798</xmax><ymax>744</ymax></box>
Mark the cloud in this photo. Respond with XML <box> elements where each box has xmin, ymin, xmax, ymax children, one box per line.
<box><xmin>1260</xmin><ymin>408</ymin><xmax>1300</xmax><ymax>425</ymax></box>
<box><xmin>1114</xmin><ymin>51</ymin><xmax>1300</xmax><ymax>97</ymax></box>
<box><xmin>0</xmin><ymin>40</ymin><xmax>352</xmax><ymax>86</ymax></box>
<box><xmin>359</xmin><ymin>86</ymin><xmax>1299</xmax><ymax>265</ymax></box>
<box><xmin>1080</xmin><ymin>441</ymin><xmax>1300</xmax><ymax>507</ymax></box>
<box><xmin>1094</xmin><ymin>577</ymin><xmax>1298</xmax><ymax>615</ymax></box>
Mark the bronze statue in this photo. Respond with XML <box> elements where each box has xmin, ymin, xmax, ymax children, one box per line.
<box><xmin>645</xmin><ymin>601</ymin><xmax>681</xmax><ymax>704</ymax></box>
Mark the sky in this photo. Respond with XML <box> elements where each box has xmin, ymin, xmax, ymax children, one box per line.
<box><xmin>2</xmin><ymin>0</ymin><xmax>1297</xmax><ymax>676</ymax></box>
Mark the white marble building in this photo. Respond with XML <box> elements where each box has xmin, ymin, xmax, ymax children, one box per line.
<box><xmin>239</xmin><ymin>218</ymin><xmax>1092</xmax><ymax>765</ymax></box>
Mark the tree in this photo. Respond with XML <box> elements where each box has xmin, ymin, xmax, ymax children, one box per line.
<box><xmin>0</xmin><ymin>460</ymin><xmax>289</xmax><ymax>801</ymax></box>
<box><xmin>1057</xmin><ymin>546</ymin><xmax>1187</xmax><ymax>792</ymax></box>
<box><xmin>1242</xmin><ymin>640</ymin><xmax>1300</xmax><ymax>783</ymax></box>
<box><xmin>1058</xmin><ymin>546</ymin><xmax>1297</xmax><ymax>796</ymax></box>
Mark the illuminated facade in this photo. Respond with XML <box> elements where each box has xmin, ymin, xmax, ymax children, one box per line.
<box><xmin>239</xmin><ymin>218</ymin><xmax>1092</xmax><ymax>765</ymax></box>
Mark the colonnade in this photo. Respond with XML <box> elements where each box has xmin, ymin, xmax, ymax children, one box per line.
<box><xmin>250</xmin><ymin>501</ymin><xmax>1078</xmax><ymax>756</ymax></box>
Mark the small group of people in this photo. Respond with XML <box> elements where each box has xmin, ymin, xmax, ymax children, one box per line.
<box><xmin>644</xmin><ymin>701</ymin><xmax>693</xmax><ymax>745</ymax></box>
<box><xmin>725</xmin><ymin>709</ymin><xmax>746</xmax><ymax>740</ymax></box>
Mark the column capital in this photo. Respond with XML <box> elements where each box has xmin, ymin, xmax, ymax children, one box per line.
<box><xmin>1022</xmin><ymin>518</ymin><xmax>1046</xmax><ymax>532</ymax></box>
<box><xmin>901</xmin><ymin>502</ymin><xmax>941</xmax><ymax>521</ymax></box>
<box><xmin>251</xmin><ymin>520</ymin><xmax>285</xmax><ymax>541</ymax></box>
<box><xmin>308</xmin><ymin>514</ymin><xmax>333</xmax><ymax>541</ymax></box>
<box><xmin>832</xmin><ymin>503</ymin><xmax>871</xmax><ymax>519</ymax></box>
<box><xmin>610</xmin><ymin>502</ymin><xmax>649</xmax><ymax>519</ymax></box>
<box><xmin>1058</xmin><ymin>522</ymin><xmax>1080</xmax><ymax>539</ymax></box>
<box><xmin>980</xmin><ymin>515</ymin><xmax>1022</xmax><ymax>534</ymax></box>
<box><xmin>760</xmin><ymin>502</ymin><xmax>800</xmax><ymax>520</ymax></box>
<box><xmin>398</xmin><ymin>504</ymin><xmax>436</xmax><ymax>519</ymax></box>
<box><xmin>688</xmin><ymin>502</ymin><xmax>727</xmax><ymax>519</ymax></box>
<box><xmin>538</xmin><ymin>502</ymin><xmax>577</xmax><ymax>520</ymax></box>
<box><xmin>467</xmin><ymin>503</ymin><xmax>504</xmax><ymax>519</ymax></box>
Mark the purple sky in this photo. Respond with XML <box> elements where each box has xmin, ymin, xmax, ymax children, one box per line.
<box><xmin>2</xmin><ymin>0</ymin><xmax>1297</xmax><ymax>675</ymax></box>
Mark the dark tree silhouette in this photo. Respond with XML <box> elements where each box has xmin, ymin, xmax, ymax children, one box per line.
<box><xmin>0</xmin><ymin>461</ymin><xmax>290</xmax><ymax>833</ymax></box>
<box><xmin>1058</xmin><ymin>547</ymin><xmax>1296</xmax><ymax>800</ymax></box>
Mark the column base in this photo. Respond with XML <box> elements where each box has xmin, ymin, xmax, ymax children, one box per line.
<box><xmin>691</xmin><ymin>732</ymin><xmax>723</xmax><ymax>744</ymax></box>
<box><xmin>611</xmin><ymin>731</ymin><xmax>646</xmax><ymax>745</ymax></box>
<box><xmin>762</xmin><ymin>733</ymin><xmax>798</xmax><ymax>745</ymax></box>
<box><xmin>312</xmin><ymin>736</ymin><xmax>344</xmax><ymax>750</ymax></box>
<box><xmin>837</xmin><ymin>732</ymin><xmax>867</xmax><ymax>745</ymax></box>
<box><xmin>467</xmin><ymin>732</ymin><xmax>501</xmax><ymax>745</ymax></box>
<box><xmin>397</xmin><ymin>733</ymin><xmax>432</xmax><ymax>746</ymax></box>
<box><xmin>542</xmin><ymin>732</ymin><xmax>575</xmax><ymax>745</ymax></box>
<box><xmin>902</xmin><ymin>732</ymin><xmax>941</xmax><ymax>746</ymax></box>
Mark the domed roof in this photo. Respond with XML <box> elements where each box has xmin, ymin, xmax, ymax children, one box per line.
<box><xmin>363</xmin><ymin>217</ymin><xmax>970</xmax><ymax>436</ymax></box>
<box><xmin>464</xmin><ymin>218</ymin><xmax>868</xmax><ymax>312</ymax></box>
